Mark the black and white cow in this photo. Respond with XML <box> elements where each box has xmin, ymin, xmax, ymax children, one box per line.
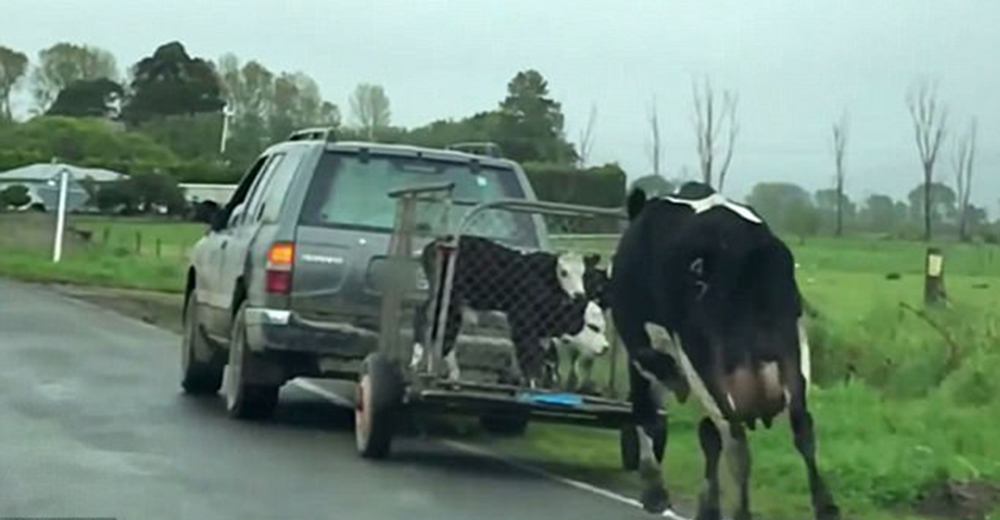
<box><xmin>610</xmin><ymin>182</ymin><xmax>839</xmax><ymax>520</ymax></box>
<box><xmin>559</xmin><ymin>254</ymin><xmax>615</xmax><ymax>393</ymax></box>
<box><xmin>411</xmin><ymin>235</ymin><xmax>609</xmax><ymax>386</ymax></box>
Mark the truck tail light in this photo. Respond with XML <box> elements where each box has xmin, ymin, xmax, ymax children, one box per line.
<box><xmin>266</xmin><ymin>242</ymin><xmax>295</xmax><ymax>294</ymax></box>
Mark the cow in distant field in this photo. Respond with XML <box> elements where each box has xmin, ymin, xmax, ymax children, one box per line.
<box><xmin>411</xmin><ymin>235</ymin><xmax>608</xmax><ymax>386</ymax></box>
<box><xmin>610</xmin><ymin>182</ymin><xmax>840</xmax><ymax>520</ymax></box>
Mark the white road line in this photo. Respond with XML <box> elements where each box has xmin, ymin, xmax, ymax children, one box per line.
<box><xmin>291</xmin><ymin>379</ymin><xmax>692</xmax><ymax>520</ymax></box>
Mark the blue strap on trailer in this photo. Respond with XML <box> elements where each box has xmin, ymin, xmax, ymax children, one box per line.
<box><xmin>517</xmin><ymin>391</ymin><xmax>584</xmax><ymax>407</ymax></box>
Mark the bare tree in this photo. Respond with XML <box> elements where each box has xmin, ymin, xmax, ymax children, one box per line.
<box><xmin>692</xmin><ymin>78</ymin><xmax>739</xmax><ymax>191</ymax></box>
<box><xmin>349</xmin><ymin>83</ymin><xmax>391</xmax><ymax>140</ymax></box>
<box><xmin>831</xmin><ymin>111</ymin><xmax>849</xmax><ymax>236</ymax></box>
<box><xmin>952</xmin><ymin>119</ymin><xmax>977</xmax><ymax>242</ymax></box>
<box><xmin>577</xmin><ymin>103</ymin><xmax>597</xmax><ymax>167</ymax></box>
<box><xmin>646</xmin><ymin>96</ymin><xmax>663</xmax><ymax>177</ymax></box>
<box><xmin>907</xmin><ymin>81</ymin><xmax>948</xmax><ymax>241</ymax></box>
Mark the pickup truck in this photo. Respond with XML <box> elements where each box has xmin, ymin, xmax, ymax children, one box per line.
<box><xmin>180</xmin><ymin>129</ymin><xmax>548</xmax><ymax>422</ymax></box>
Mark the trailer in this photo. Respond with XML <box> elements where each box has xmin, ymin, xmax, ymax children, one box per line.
<box><xmin>353</xmin><ymin>182</ymin><xmax>665</xmax><ymax>468</ymax></box>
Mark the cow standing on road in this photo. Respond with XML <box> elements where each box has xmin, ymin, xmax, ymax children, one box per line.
<box><xmin>609</xmin><ymin>182</ymin><xmax>840</xmax><ymax>520</ymax></box>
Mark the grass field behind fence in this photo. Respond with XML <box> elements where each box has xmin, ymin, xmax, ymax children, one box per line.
<box><xmin>1</xmin><ymin>214</ymin><xmax>998</xmax><ymax>519</ymax></box>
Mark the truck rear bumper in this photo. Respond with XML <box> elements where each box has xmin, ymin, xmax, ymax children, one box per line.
<box><xmin>244</xmin><ymin>307</ymin><xmax>377</xmax><ymax>357</ymax></box>
<box><xmin>243</xmin><ymin>306</ymin><xmax>516</xmax><ymax>381</ymax></box>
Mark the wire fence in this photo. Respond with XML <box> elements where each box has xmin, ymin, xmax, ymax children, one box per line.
<box><xmin>0</xmin><ymin>212</ymin><xmax>198</xmax><ymax>263</ymax></box>
<box><xmin>378</xmin><ymin>183</ymin><xmax>632</xmax><ymax>400</ymax></box>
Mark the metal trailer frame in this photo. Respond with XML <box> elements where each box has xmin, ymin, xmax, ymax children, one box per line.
<box><xmin>374</xmin><ymin>183</ymin><xmax>657</xmax><ymax>432</ymax></box>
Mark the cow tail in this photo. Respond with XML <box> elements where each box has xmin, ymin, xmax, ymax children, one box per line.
<box><xmin>627</xmin><ymin>187</ymin><xmax>648</xmax><ymax>221</ymax></box>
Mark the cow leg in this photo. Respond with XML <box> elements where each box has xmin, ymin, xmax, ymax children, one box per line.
<box><xmin>785</xmin><ymin>363</ymin><xmax>841</xmax><ymax>520</ymax></box>
<box><xmin>727</xmin><ymin>424</ymin><xmax>753</xmax><ymax>520</ymax></box>
<box><xmin>618</xmin><ymin>318</ymin><xmax>672</xmax><ymax>513</ymax></box>
<box><xmin>565</xmin><ymin>346</ymin><xmax>580</xmax><ymax>391</ymax></box>
<box><xmin>575</xmin><ymin>353</ymin><xmax>597</xmax><ymax>395</ymax></box>
<box><xmin>411</xmin><ymin>299</ymin><xmax>430</xmax><ymax>370</ymax></box>
<box><xmin>694</xmin><ymin>417</ymin><xmax>724</xmax><ymax>520</ymax></box>
<box><xmin>440</xmin><ymin>304</ymin><xmax>463</xmax><ymax>380</ymax></box>
<box><xmin>627</xmin><ymin>362</ymin><xmax>671</xmax><ymax>513</ymax></box>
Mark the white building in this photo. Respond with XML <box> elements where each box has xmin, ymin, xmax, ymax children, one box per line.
<box><xmin>180</xmin><ymin>183</ymin><xmax>237</xmax><ymax>206</ymax></box>
<box><xmin>0</xmin><ymin>163</ymin><xmax>127</xmax><ymax>211</ymax></box>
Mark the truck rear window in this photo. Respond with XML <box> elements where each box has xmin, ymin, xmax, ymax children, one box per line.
<box><xmin>300</xmin><ymin>152</ymin><xmax>539</xmax><ymax>246</ymax></box>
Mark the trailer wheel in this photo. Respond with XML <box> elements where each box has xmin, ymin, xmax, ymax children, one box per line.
<box><xmin>479</xmin><ymin>413</ymin><xmax>529</xmax><ymax>436</ymax></box>
<box><xmin>620</xmin><ymin>420</ymin><xmax>666</xmax><ymax>471</ymax></box>
<box><xmin>355</xmin><ymin>353</ymin><xmax>403</xmax><ymax>459</ymax></box>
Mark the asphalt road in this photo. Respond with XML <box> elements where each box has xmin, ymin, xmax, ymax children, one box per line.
<box><xmin>0</xmin><ymin>280</ymin><xmax>651</xmax><ymax>520</ymax></box>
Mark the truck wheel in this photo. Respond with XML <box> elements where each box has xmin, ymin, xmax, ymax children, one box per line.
<box><xmin>355</xmin><ymin>353</ymin><xmax>403</xmax><ymax>459</ymax></box>
<box><xmin>181</xmin><ymin>292</ymin><xmax>224</xmax><ymax>395</ymax></box>
<box><xmin>225</xmin><ymin>302</ymin><xmax>279</xmax><ymax>420</ymax></box>
<box><xmin>620</xmin><ymin>420</ymin><xmax>666</xmax><ymax>471</ymax></box>
<box><xmin>480</xmin><ymin>413</ymin><xmax>530</xmax><ymax>436</ymax></box>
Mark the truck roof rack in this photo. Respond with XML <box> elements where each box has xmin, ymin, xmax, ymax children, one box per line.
<box><xmin>287</xmin><ymin>127</ymin><xmax>337</xmax><ymax>143</ymax></box>
<box><xmin>445</xmin><ymin>141</ymin><xmax>504</xmax><ymax>159</ymax></box>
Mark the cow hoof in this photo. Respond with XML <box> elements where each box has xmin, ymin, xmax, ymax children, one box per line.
<box><xmin>640</xmin><ymin>486</ymin><xmax>670</xmax><ymax>514</ymax></box>
<box><xmin>816</xmin><ymin>503</ymin><xmax>841</xmax><ymax>520</ymax></box>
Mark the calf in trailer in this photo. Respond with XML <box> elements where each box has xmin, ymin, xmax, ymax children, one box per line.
<box><xmin>559</xmin><ymin>254</ymin><xmax>615</xmax><ymax>393</ymax></box>
<box><xmin>609</xmin><ymin>182</ymin><xmax>839</xmax><ymax>520</ymax></box>
<box><xmin>411</xmin><ymin>235</ymin><xmax>608</xmax><ymax>385</ymax></box>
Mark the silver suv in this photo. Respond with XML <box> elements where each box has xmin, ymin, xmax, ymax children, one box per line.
<box><xmin>180</xmin><ymin>130</ymin><xmax>545</xmax><ymax>419</ymax></box>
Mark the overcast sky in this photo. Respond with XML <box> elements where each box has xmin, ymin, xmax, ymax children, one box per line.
<box><xmin>6</xmin><ymin>0</ymin><xmax>999</xmax><ymax>210</ymax></box>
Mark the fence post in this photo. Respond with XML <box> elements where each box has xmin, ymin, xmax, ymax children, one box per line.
<box><xmin>155</xmin><ymin>238</ymin><xmax>162</xmax><ymax>258</ymax></box>
<box><xmin>135</xmin><ymin>231</ymin><xmax>142</xmax><ymax>255</ymax></box>
<box><xmin>102</xmin><ymin>227</ymin><xmax>110</xmax><ymax>245</ymax></box>
<box><xmin>924</xmin><ymin>247</ymin><xmax>946</xmax><ymax>306</ymax></box>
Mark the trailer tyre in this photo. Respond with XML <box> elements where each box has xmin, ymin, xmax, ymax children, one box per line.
<box><xmin>620</xmin><ymin>420</ymin><xmax>666</xmax><ymax>471</ymax></box>
<box><xmin>356</xmin><ymin>353</ymin><xmax>403</xmax><ymax>459</ymax></box>
<box><xmin>479</xmin><ymin>413</ymin><xmax>530</xmax><ymax>436</ymax></box>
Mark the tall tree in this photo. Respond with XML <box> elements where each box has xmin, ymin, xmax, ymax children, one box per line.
<box><xmin>272</xmin><ymin>72</ymin><xmax>340</xmax><ymax>142</ymax></box>
<box><xmin>816</xmin><ymin>188</ymin><xmax>856</xmax><ymax>233</ymax></box>
<box><xmin>693</xmin><ymin>78</ymin><xmax>739</xmax><ymax>191</ymax></box>
<box><xmin>217</xmin><ymin>54</ymin><xmax>276</xmax><ymax>154</ymax></box>
<box><xmin>831</xmin><ymin>111</ymin><xmax>848</xmax><ymax>236</ymax></box>
<box><xmin>32</xmin><ymin>43</ymin><xmax>118</xmax><ymax>112</ymax></box>
<box><xmin>577</xmin><ymin>102</ymin><xmax>597</xmax><ymax>167</ymax></box>
<box><xmin>646</xmin><ymin>97</ymin><xmax>663</xmax><ymax>177</ymax></box>
<box><xmin>123</xmin><ymin>41</ymin><xmax>224</xmax><ymax>124</ymax></box>
<box><xmin>349</xmin><ymin>83</ymin><xmax>391</xmax><ymax>140</ymax></box>
<box><xmin>0</xmin><ymin>46</ymin><xmax>29</xmax><ymax>121</ymax></box>
<box><xmin>861</xmin><ymin>194</ymin><xmax>906</xmax><ymax>233</ymax></box>
<box><xmin>906</xmin><ymin>80</ymin><xmax>947</xmax><ymax>241</ymax></box>
<box><xmin>47</xmin><ymin>78</ymin><xmax>124</xmax><ymax>118</ymax></box>
<box><xmin>907</xmin><ymin>182</ymin><xmax>956</xmax><ymax>227</ymax></box>
<box><xmin>745</xmin><ymin>182</ymin><xmax>812</xmax><ymax>232</ymax></box>
<box><xmin>498</xmin><ymin>69</ymin><xmax>576</xmax><ymax>164</ymax></box>
<box><xmin>631</xmin><ymin>174</ymin><xmax>674</xmax><ymax>197</ymax></box>
<box><xmin>952</xmin><ymin>119</ymin><xmax>977</xmax><ymax>242</ymax></box>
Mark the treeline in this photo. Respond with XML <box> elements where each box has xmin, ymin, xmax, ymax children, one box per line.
<box><xmin>0</xmin><ymin>41</ymin><xmax>622</xmax><ymax>217</ymax></box>
<box><xmin>632</xmin><ymin>175</ymin><xmax>996</xmax><ymax>242</ymax></box>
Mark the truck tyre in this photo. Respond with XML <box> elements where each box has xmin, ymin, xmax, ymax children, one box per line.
<box><xmin>181</xmin><ymin>292</ymin><xmax>224</xmax><ymax>395</ymax></box>
<box><xmin>355</xmin><ymin>353</ymin><xmax>404</xmax><ymax>459</ymax></box>
<box><xmin>225</xmin><ymin>302</ymin><xmax>280</xmax><ymax>420</ymax></box>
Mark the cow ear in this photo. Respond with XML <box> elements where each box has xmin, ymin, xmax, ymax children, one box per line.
<box><xmin>627</xmin><ymin>188</ymin><xmax>648</xmax><ymax>220</ymax></box>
